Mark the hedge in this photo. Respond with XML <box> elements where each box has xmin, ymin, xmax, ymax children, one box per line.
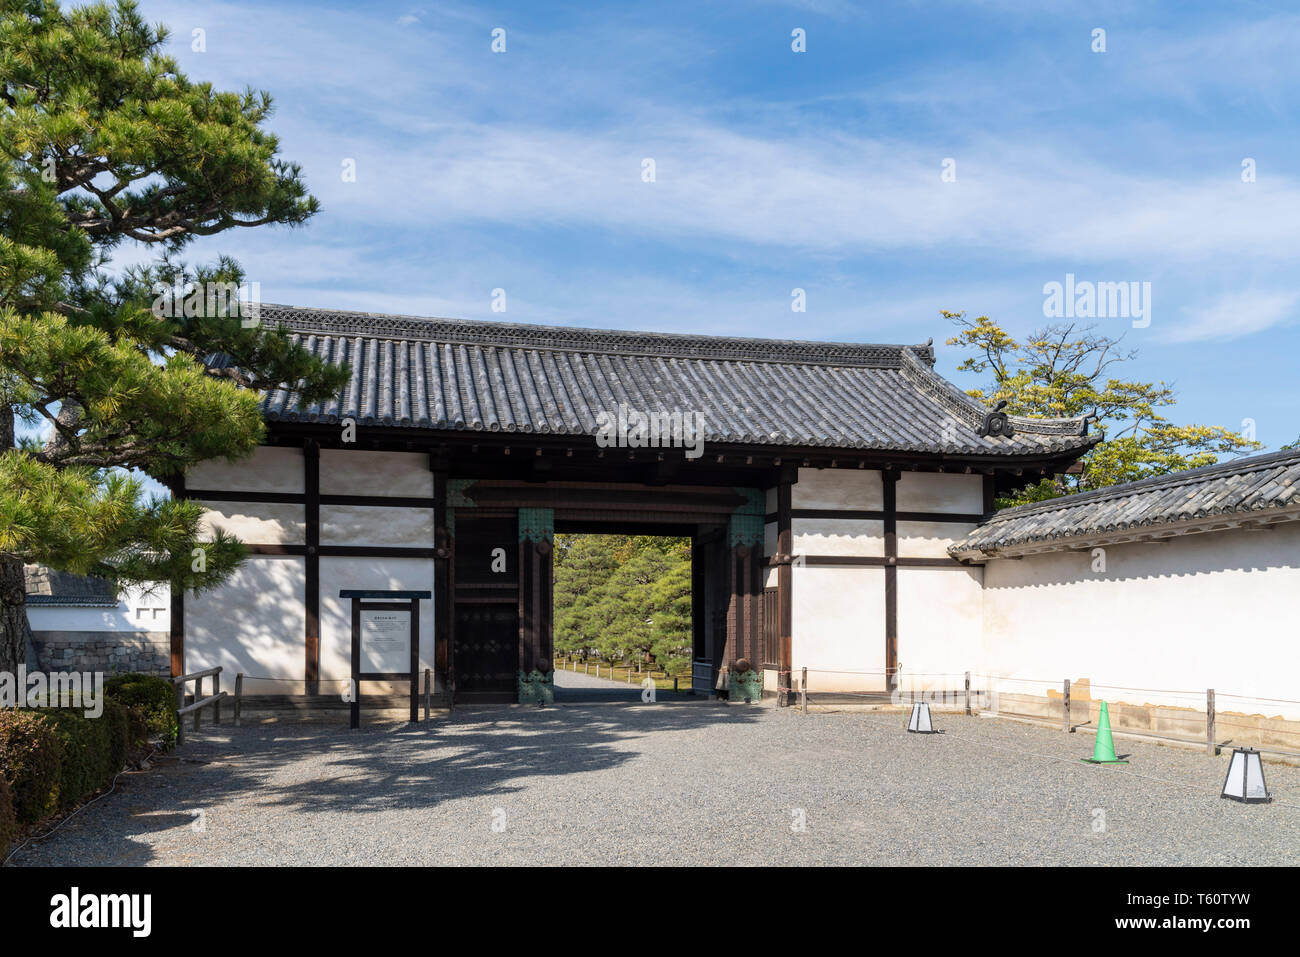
<box><xmin>0</xmin><ymin>692</ymin><xmax>155</xmax><ymax>847</ymax></box>
<box><xmin>41</xmin><ymin>701</ymin><xmax>133</xmax><ymax>812</ymax></box>
<box><xmin>0</xmin><ymin>771</ymin><xmax>16</xmax><ymax>860</ymax></box>
<box><xmin>0</xmin><ymin>710</ymin><xmax>62</xmax><ymax>824</ymax></box>
<box><xmin>104</xmin><ymin>673</ymin><xmax>178</xmax><ymax>749</ymax></box>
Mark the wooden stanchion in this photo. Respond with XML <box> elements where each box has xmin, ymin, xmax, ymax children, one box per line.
<box><xmin>1207</xmin><ymin>688</ymin><xmax>1216</xmax><ymax>756</ymax></box>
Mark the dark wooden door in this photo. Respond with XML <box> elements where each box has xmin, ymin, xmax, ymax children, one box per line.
<box><xmin>453</xmin><ymin>603</ymin><xmax>519</xmax><ymax>700</ymax></box>
<box><xmin>452</xmin><ymin>513</ymin><xmax>519</xmax><ymax>703</ymax></box>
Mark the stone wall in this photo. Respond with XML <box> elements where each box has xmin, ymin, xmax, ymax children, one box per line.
<box><xmin>31</xmin><ymin>630</ymin><xmax>170</xmax><ymax>677</ymax></box>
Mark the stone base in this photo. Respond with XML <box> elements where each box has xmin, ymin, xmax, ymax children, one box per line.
<box><xmin>31</xmin><ymin>630</ymin><xmax>170</xmax><ymax>676</ymax></box>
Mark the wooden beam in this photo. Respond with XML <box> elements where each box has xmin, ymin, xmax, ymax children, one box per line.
<box><xmin>304</xmin><ymin>439</ymin><xmax>320</xmax><ymax>695</ymax></box>
<box><xmin>883</xmin><ymin>469</ymin><xmax>898</xmax><ymax>691</ymax></box>
<box><xmin>169</xmin><ymin>471</ymin><xmax>186</xmax><ymax>678</ymax></box>
<box><xmin>432</xmin><ymin>456</ymin><xmax>450</xmax><ymax>688</ymax></box>
<box><xmin>777</xmin><ymin>480</ymin><xmax>793</xmax><ymax>707</ymax></box>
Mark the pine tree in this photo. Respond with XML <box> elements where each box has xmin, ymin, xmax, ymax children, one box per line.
<box><xmin>0</xmin><ymin>1</ymin><xmax>348</xmax><ymax>670</ymax></box>
<box><xmin>552</xmin><ymin>534</ymin><xmax>692</xmax><ymax>674</ymax></box>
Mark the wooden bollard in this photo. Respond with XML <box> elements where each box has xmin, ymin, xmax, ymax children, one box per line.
<box><xmin>234</xmin><ymin>674</ymin><xmax>243</xmax><ymax>727</ymax></box>
<box><xmin>964</xmin><ymin>671</ymin><xmax>971</xmax><ymax>716</ymax></box>
<box><xmin>213</xmin><ymin>670</ymin><xmax>221</xmax><ymax>726</ymax></box>
<box><xmin>800</xmin><ymin>667</ymin><xmax>808</xmax><ymax>714</ymax></box>
<box><xmin>424</xmin><ymin>668</ymin><xmax>432</xmax><ymax>722</ymax></box>
<box><xmin>1206</xmin><ymin>689</ymin><xmax>1216</xmax><ymax>756</ymax></box>
<box><xmin>1062</xmin><ymin>678</ymin><xmax>1071</xmax><ymax>733</ymax></box>
<box><xmin>193</xmin><ymin>674</ymin><xmax>203</xmax><ymax>732</ymax></box>
<box><xmin>174</xmin><ymin>683</ymin><xmax>185</xmax><ymax>747</ymax></box>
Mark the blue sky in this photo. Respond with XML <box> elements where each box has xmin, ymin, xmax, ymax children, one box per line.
<box><xmin>133</xmin><ymin>0</ymin><xmax>1300</xmax><ymax>448</ymax></box>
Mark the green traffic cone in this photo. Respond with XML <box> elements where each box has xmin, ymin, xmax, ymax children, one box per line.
<box><xmin>1082</xmin><ymin>701</ymin><xmax>1129</xmax><ymax>764</ymax></box>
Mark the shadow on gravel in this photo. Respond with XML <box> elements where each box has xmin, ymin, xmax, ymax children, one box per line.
<box><xmin>175</xmin><ymin>701</ymin><xmax>762</xmax><ymax>818</ymax></box>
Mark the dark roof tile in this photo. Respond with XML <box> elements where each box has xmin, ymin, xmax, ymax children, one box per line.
<box><xmin>244</xmin><ymin>304</ymin><xmax>1097</xmax><ymax>457</ymax></box>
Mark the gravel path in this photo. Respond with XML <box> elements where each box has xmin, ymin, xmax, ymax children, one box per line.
<box><xmin>552</xmin><ymin>664</ymin><xmax>644</xmax><ymax>692</ymax></box>
<box><xmin>8</xmin><ymin>705</ymin><xmax>1300</xmax><ymax>866</ymax></box>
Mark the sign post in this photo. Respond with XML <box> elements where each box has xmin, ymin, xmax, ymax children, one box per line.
<box><xmin>341</xmin><ymin>589</ymin><xmax>431</xmax><ymax>729</ymax></box>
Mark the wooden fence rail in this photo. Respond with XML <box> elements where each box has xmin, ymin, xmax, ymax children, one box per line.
<box><xmin>173</xmin><ymin>667</ymin><xmax>241</xmax><ymax>746</ymax></box>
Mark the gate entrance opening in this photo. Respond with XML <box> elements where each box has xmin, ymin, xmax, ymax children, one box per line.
<box><xmin>446</xmin><ymin>482</ymin><xmax>773</xmax><ymax>706</ymax></box>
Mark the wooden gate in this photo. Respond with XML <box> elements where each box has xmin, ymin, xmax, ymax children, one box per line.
<box><xmin>452</xmin><ymin>513</ymin><xmax>519</xmax><ymax>703</ymax></box>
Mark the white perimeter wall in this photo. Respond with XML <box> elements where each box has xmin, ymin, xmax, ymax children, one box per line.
<box><xmin>187</xmin><ymin>555</ymin><xmax>306</xmax><ymax>692</ymax></box>
<box><xmin>185</xmin><ymin>448</ymin><xmax>436</xmax><ymax>694</ymax></box>
<box><xmin>26</xmin><ymin>584</ymin><xmax>170</xmax><ymax>633</ymax></box>
<box><xmin>788</xmin><ymin>469</ymin><xmax>984</xmax><ymax>693</ymax></box>
<box><xmin>981</xmin><ymin>523</ymin><xmax>1300</xmax><ymax>718</ymax></box>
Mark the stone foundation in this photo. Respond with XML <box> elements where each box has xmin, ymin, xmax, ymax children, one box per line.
<box><xmin>31</xmin><ymin>630</ymin><xmax>170</xmax><ymax>677</ymax></box>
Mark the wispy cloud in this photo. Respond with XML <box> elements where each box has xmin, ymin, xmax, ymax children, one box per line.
<box><xmin>1165</xmin><ymin>289</ymin><xmax>1300</xmax><ymax>343</ymax></box>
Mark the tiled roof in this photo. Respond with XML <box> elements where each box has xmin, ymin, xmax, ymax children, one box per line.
<box><xmin>24</xmin><ymin>565</ymin><xmax>116</xmax><ymax>600</ymax></box>
<box><xmin>248</xmin><ymin>304</ymin><xmax>1098</xmax><ymax>457</ymax></box>
<box><xmin>25</xmin><ymin>595</ymin><xmax>120</xmax><ymax>608</ymax></box>
<box><xmin>950</xmin><ymin>448</ymin><xmax>1300</xmax><ymax>559</ymax></box>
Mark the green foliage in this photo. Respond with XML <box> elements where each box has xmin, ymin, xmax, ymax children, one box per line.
<box><xmin>944</xmin><ymin>311</ymin><xmax>1261</xmax><ymax>505</ymax></box>
<box><xmin>0</xmin><ymin>0</ymin><xmax>352</xmax><ymax>666</ymax></box>
<box><xmin>0</xmin><ymin>708</ymin><xmax>61</xmax><ymax>822</ymax></box>
<box><xmin>0</xmin><ymin>769</ymin><xmax>14</xmax><ymax>858</ymax></box>
<box><xmin>42</xmin><ymin>707</ymin><xmax>113</xmax><ymax>810</ymax></box>
<box><xmin>104</xmin><ymin>672</ymin><xmax>177</xmax><ymax>748</ymax></box>
<box><xmin>553</xmin><ymin>534</ymin><xmax>692</xmax><ymax>674</ymax></box>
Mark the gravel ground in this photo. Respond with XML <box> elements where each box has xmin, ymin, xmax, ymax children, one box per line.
<box><xmin>7</xmin><ymin>704</ymin><xmax>1300</xmax><ymax>866</ymax></box>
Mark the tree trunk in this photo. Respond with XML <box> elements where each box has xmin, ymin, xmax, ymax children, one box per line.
<box><xmin>0</xmin><ymin>557</ymin><xmax>35</xmax><ymax>673</ymax></box>
<box><xmin>0</xmin><ymin>402</ymin><xmax>34</xmax><ymax>673</ymax></box>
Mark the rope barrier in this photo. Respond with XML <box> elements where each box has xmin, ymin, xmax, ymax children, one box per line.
<box><xmin>2</xmin><ymin>746</ymin><xmax>159</xmax><ymax>867</ymax></box>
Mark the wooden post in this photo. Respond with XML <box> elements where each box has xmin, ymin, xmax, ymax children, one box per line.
<box><xmin>964</xmin><ymin>671</ymin><xmax>971</xmax><ymax>716</ymax></box>
<box><xmin>800</xmin><ymin>666</ymin><xmax>808</xmax><ymax>714</ymax></box>
<box><xmin>1207</xmin><ymin>688</ymin><xmax>1216</xmax><ymax>756</ymax></box>
<box><xmin>777</xmin><ymin>479</ymin><xmax>794</xmax><ymax>707</ymax></box>
<box><xmin>1062</xmin><ymin>678</ymin><xmax>1071</xmax><ymax>733</ymax></box>
<box><xmin>174</xmin><ymin>682</ymin><xmax>185</xmax><ymax>747</ymax></box>
<box><xmin>425</xmin><ymin>668</ymin><xmax>432</xmax><ymax>722</ymax></box>
<box><xmin>673</xmin><ymin>676</ymin><xmax>678</xmax><ymax>693</ymax></box>
<box><xmin>193</xmin><ymin>674</ymin><xmax>202</xmax><ymax>733</ymax></box>
<box><xmin>234</xmin><ymin>674</ymin><xmax>243</xmax><ymax>727</ymax></box>
<box><xmin>213</xmin><ymin>669</ymin><xmax>221</xmax><ymax>726</ymax></box>
<box><xmin>882</xmin><ymin>470</ymin><xmax>898</xmax><ymax>692</ymax></box>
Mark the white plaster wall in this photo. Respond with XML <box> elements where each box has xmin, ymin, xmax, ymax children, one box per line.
<box><xmin>199</xmin><ymin>502</ymin><xmax>305</xmax><ymax>544</ymax></box>
<box><xmin>319</xmin><ymin>557</ymin><xmax>435</xmax><ymax>691</ymax></box>
<box><xmin>794</xmin><ymin>468</ymin><xmax>883</xmax><ymax>510</ymax></box>
<box><xmin>26</xmin><ymin>584</ymin><xmax>170</xmax><ymax>633</ymax></box>
<box><xmin>792</xmin><ymin>565</ymin><xmax>886</xmax><ymax>692</ymax></box>
<box><xmin>186</xmin><ymin>556</ymin><xmax>306</xmax><ymax>693</ymax></box>
<box><xmin>897</xmin><ymin>567</ymin><xmax>983</xmax><ymax>683</ymax></box>
<box><xmin>897</xmin><ymin>472</ymin><xmax>982</xmax><ymax>514</ymax></box>
<box><xmin>794</xmin><ymin>518</ymin><xmax>884</xmax><ymax>556</ymax></box>
<box><xmin>981</xmin><ymin>524</ymin><xmax>1300</xmax><ymax>718</ymax></box>
<box><xmin>765</xmin><ymin>520</ymin><xmax>777</xmax><ymax>557</ymax></box>
<box><xmin>319</xmin><ymin>449</ymin><xmax>432</xmax><ymax>498</ymax></box>
<box><xmin>187</xmin><ymin>446</ymin><xmax>303</xmax><ymax>494</ymax></box>
<box><xmin>320</xmin><ymin>505</ymin><xmax>434</xmax><ymax>548</ymax></box>
<box><xmin>897</xmin><ymin>520</ymin><xmax>976</xmax><ymax>559</ymax></box>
